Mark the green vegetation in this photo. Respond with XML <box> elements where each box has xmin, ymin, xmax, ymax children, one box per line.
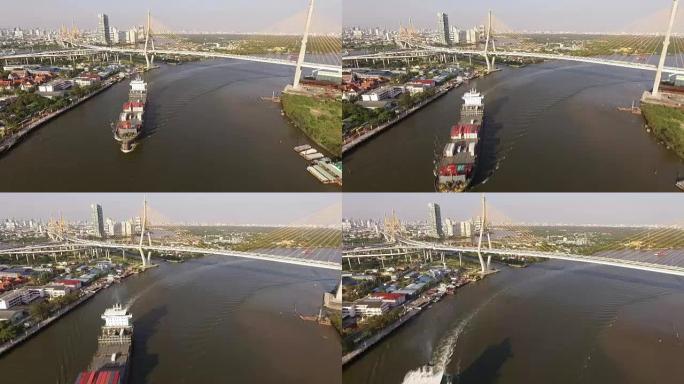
<box><xmin>234</xmin><ymin>227</ymin><xmax>341</xmax><ymax>251</ymax></box>
<box><xmin>0</xmin><ymin>322</ymin><xmax>22</xmax><ymax>343</ymax></box>
<box><xmin>343</xmin><ymin>277</ymin><xmax>381</xmax><ymax>302</ymax></box>
<box><xmin>342</xmin><ymin>87</ymin><xmax>437</xmax><ymax>136</ymax></box>
<box><xmin>281</xmin><ymin>93</ymin><xmax>342</xmax><ymax>157</ymax></box>
<box><xmin>28</xmin><ymin>292</ymin><xmax>80</xmax><ymax>322</ymax></box>
<box><xmin>29</xmin><ymin>271</ymin><xmax>55</xmax><ymax>286</ymax></box>
<box><xmin>0</xmin><ymin>92</ymin><xmax>69</xmax><ymax>129</ymax></box>
<box><xmin>70</xmin><ymin>83</ymin><xmax>102</xmax><ymax>99</ymax></box>
<box><xmin>340</xmin><ymin>307</ymin><xmax>404</xmax><ymax>353</ymax></box>
<box><xmin>641</xmin><ymin>103</ymin><xmax>684</xmax><ymax>160</ymax></box>
<box><xmin>181</xmin><ymin>34</ymin><xmax>341</xmax><ymax>55</ymax></box>
<box><xmin>342</xmin><ymin>101</ymin><xmax>395</xmax><ymax>133</ymax></box>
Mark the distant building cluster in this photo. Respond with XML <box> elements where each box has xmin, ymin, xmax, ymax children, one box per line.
<box><xmin>96</xmin><ymin>13</ymin><xmax>145</xmax><ymax>46</ymax></box>
<box><xmin>90</xmin><ymin>203</ymin><xmax>142</xmax><ymax>239</ymax></box>
<box><xmin>0</xmin><ymin>27</ymin><xmax>54</xmax><ymax>40</ymax></box>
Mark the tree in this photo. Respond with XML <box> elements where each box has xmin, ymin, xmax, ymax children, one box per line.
<box><xmin>29</xmin><ymin>301</ymin><xmax>51</xmax><ymax>321</ymax></box>
<box><xmin>0</xmin><ymin>322</ymin><xmax>20</xmax><ymax>343</ymax></box>
<box><xmin>31</xmin><ymin>271</ymin><xmax>54</xmax><ymax>286</ymax></box>
<box><xmin>398</xmin><ymin>93</ymin><xmax>413</xmax><ymax>109</ymax></box>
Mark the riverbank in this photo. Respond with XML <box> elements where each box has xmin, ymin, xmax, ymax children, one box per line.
<box><xmin>342</xmin><ymin>79</ymin><xmax>465</xmax><ymax>155</ymax></box>
<box><xmin>342</xmin><ymin>271</ymin><xmax>481</xmax><ymax>367</ymax></box>
<box><xmin>0</xmin><ymin>288</ymin><xmax>98</xmax><ymax>356</ymax></box>
<box><xmin>640</xmin><ymin>102</ymin><xmax>684</xmax><ymax>160</ymax></box>
<box><xmin>342</xmin><ymin>307</ymin><xmax>421</xmax><ymax>366</ymax></box>
<box><xmin>0</xmin><ymin>268</ymin><xmax>136</xmax><ymax>357</ymax></box>
<box><xmin>280</xmin><ymin>92</ymin><xmax>342</xmax><ymax>157</ymax></box>
<box><xmin>0</xmin><ymin>75</ymin><xmax>124</xmax><ymax>156</ymax></box>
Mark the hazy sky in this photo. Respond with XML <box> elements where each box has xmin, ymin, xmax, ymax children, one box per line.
<box><xmin>343</xmin><ymin>194</ymin><xmax>684</xmax><ymax>226</ymax></box>
<box><xmin>343</xmin><ymin>0</ymin><xmax>684</xmax><ymax>33</ymax></box>
<box><xmin>1</xmin><ymin>0</ymin><xmax>341</xmax><ymax>34</ymax></box>
<box><xmin>0</xmin><ymin>193</ymin><xmax>341</xmax><ymax>226</ymax></box>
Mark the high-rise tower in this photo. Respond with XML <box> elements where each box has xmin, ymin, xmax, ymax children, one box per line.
<box><xmin>97</xmin><ymin>14</ymin><xmax>111</xmax><ymax>45</ymax></box>
<box><xmin>91</xmin><ymin>204</ymin><xmax>105</xmax><ymax>238</ymax></box>
<box><xmin>437</xmin><ymin>12</ymin><xmax>451</xmax><ymax>46</ymax></box>
<box><xmin>427</xmin><ymin>203</ymin><xmax>443</xmax><ymax>238</ymax></box>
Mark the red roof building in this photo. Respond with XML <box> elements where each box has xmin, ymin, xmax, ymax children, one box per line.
<box><xmin>371</xmin><ymin>292</ymin><xmax>406</xmax><ymax>306</ymax></box>
<box><xmin>56</xmin><ymin>279</ymin><xmax>82</xmax><ymax>289</ymax></box>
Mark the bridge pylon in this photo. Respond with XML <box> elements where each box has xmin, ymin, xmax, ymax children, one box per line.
<box><xmin>484</xmin><ymin>10</ymin><xmax>496</xmax><ymax>74</ymax></box>
<box><xmin>143</xmin><ymin>10</ymin><xmax>156</xmax><ymax>70</ymax></box>
<box><xmin>293</xmin><ymin>0</ymin><xmax>315</xmax><ymax>88</ymax></box>
<box><xmin>476</xmin><ymin>194</ymin><xmax>493</xmax><ymax>274</ymax></box>
<box><xmin>653</xmin><ymin>0</ymin><xmax>680</xmax><ymax>97</ymax></box>
<box><xmin>138</xmin><ymin>197</ymin><xmax>153</xmax><ymax>267</ymax></box>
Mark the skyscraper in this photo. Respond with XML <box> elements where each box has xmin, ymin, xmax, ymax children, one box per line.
<box><xmin>437</xmin><ymin>12</ymin><xmax>451</xmax><ymax>46</ymax></box>
<box><xmin>91</xmin><ymin>204</ymin><xmax>105</xmax><ymax>238</ymax></box>
<box><xmin>427</xmin><ymin>203</ymin><xmax>443</xmax><ymax>238</ymax></box>
<box><xmin>98</xmin><ymin>13</ymin><xmax>111</xmax><ymax>45</ymax></box>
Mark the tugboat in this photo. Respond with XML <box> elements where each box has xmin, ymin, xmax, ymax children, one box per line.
<box><xmin>74</xmin><ymin>304</ymin><xmax>133</xmax><ymax>384</ymax></box>
<box><xmin>434</xmin><ymin>88</ymin><xmax>484</xmax><ymax>192</ymax></box>
<box><xmin>113</xmin><ymin>76</ymin><xmax>147</xmax><ymax>153</ymax></box>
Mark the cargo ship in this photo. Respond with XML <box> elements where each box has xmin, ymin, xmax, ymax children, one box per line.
<box><xmin>74</xmin><ymin>304</ymin><xmax>133</xmax><ymax>384</ymax></box>
<box><xmin>434</xmin><ymin>88</ymin><xmax>484</xmax><ymax>192</ymax></box>
<box><xmin>113</xmin><ymin>76</ymin><xmax>147</xmax><ymax>153</ymax></box>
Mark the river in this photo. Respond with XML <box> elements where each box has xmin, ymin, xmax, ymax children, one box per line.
<box><xmin>344</xmin><ymin>61</ymin><xmax>684</xmax><ymax>192</ymax></box>
<box><xmin>0</xmin><ymin>60</ymin><xmax>337</xmax><ymax>192</ymax></box>
<box><xmin>0</xmin><ymin>255</ymin><xmax>340</xmax><ymax>384</ymax></box>
<box><xmin>342</xmin><ymin>260</ymin><xmax>684</xmax><ymax>384</ymax></box>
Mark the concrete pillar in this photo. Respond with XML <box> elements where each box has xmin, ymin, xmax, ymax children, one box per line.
<box><xmin>653</xmin><ymin>0</ymin><xmax>680</xmax><ymax>96</ymax></box>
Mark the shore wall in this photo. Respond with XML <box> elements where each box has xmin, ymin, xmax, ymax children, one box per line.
<box><xmin>0</xmin><ymin>77</ymin><xmax>122</xmax><ymax>155</ymax></box>
<box><xmin>0</xmin><ymin>290</ymin><xmax>97</xmax><ymax>357</ymax></box>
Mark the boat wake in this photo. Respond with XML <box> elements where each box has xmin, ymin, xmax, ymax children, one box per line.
<box><xmin>400</xmin><ymin>294</ymin><xmax>496</xmax><ymax>384</ymax></box>
<box><xmin>400</xmin><ymin>264</ymin><xmax>583</xmax><ymax>384</ymax></box>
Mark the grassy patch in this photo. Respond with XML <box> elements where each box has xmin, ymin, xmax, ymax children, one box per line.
<box><xmin>641</xmin><ymin>103</ymin><xmax>684</xmax><ymax>159</ymax></box>
<box><xmin>281</xmin><ymin>93</ymin><xmax>341</xmax><ymax>157</ymax></box>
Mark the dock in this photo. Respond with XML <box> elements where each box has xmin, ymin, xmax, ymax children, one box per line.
<box><xmin>617</xmin><ymin>100</ymin><xmax>641</xmax><ymax>115</ymax></box>
<box><xmin>293</xmin><ymin>145</ymin><xmax>342</xmax><ymax>186</ymax></box>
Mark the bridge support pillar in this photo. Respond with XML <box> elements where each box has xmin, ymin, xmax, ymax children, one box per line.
<box><xmin>138</xmin><ymin>247</ymin><xmax>147</xmax><ymax>267</ymax></box>
<box><xmin>486</xmin><ymin>233</ymin><xmax>493</xmax><ymax>270</ymax></box>
<box><xmin>653</xmin><ymin>0</ymin><xmax>680</xmax><ymax>96</ymax></box>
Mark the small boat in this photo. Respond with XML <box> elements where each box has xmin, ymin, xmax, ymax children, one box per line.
<box><xmin>677</xmin><ymin>174</ymin><xmax>684</xmax><ymax>191</ymax></box>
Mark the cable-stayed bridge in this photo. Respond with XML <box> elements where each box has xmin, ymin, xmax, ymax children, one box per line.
<box><xmin>0</xmin><ymin>198</ymin><xmax>341</xmax><ymax>271</ymax></box>
<box><xmin>1</xmin><ymin>0</ymin><xmax>342</xmax><ymax>87</ymax></box>
<box><xmin>345</xmin><ymin>1</ymin><xmax>684</xmax><ymax>96</ymax></box>
<box><xmin>0</xmin><ymin>240</ymin><xmax>339</xmax><ymax>271</ymax></box>
<box><xmin>343</xmin><ymin>195</ymin><xmax>684</xmax><ymax>277</ymax></box>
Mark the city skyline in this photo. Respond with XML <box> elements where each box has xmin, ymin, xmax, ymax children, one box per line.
<box><xmin>343</xmin><ymin>0</ymin><xmax>684</xmax><ymax>34</ymax></box>
<box><xmin>343</xmin><ymin>194</ymin><xmax>684</xmax><ymax>226</ymax></box>
<box><xmin>0</xmin><ymin>0</ymin><xmax>341</xmax><ymax>34</ymax></box>
<box><xmin>0</xmin><ymin>193</ymin><xmax>341</xmax><ymax>226</ymax></box>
